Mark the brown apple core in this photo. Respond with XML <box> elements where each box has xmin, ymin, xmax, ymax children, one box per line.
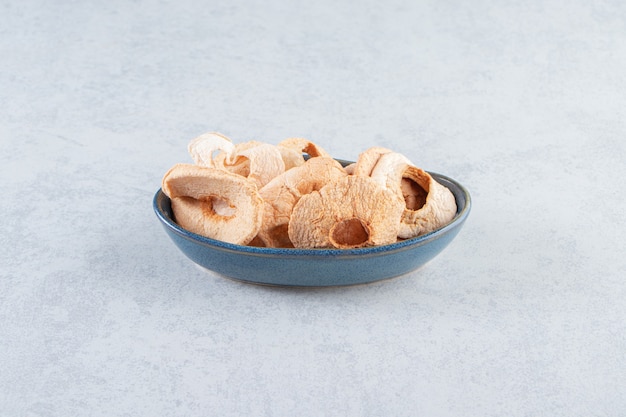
<box><xmin>202</xmin><ymin>195</ymin><xmax>236</xmax><ymax>218</ymax></box>
<box><xmin>330</xmin><ymin>218</ymin><xmax>370</xmax><ymax>248</ymax></box>
<box><xmin>401</xmin><ymin>178</ymin><xmax>428</xmax><ymax>210</ymax></box>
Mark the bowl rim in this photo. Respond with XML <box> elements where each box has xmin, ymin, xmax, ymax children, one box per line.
<box><xmin>153</xmin><ymin>167</ymin><xmax>471</xmax><ymax>257</ymax></box>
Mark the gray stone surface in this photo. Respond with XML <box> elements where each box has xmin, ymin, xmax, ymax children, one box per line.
<box><xmin>1</xmin><ymin>0</ymin><xmax>625</xmax><ymax>416</ymax></box>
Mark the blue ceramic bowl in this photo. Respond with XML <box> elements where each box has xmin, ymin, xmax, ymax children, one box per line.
<box><xmin>153</xmin><ymin>168</ymin><xmax>471</xmax><ymax>287</ymax></box>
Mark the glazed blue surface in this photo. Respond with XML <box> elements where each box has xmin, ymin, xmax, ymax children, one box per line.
<box><xmin>153</xmin><ymin>173</ymin><xmax>471</xmax><ymax>286</ymax></box>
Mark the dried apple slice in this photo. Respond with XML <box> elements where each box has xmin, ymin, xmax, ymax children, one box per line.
<box><xmin>366</xmin><ymin>151</ymin><xmax>457</xmax><ymax>238</ymax></box>
<box><xmin>187</xmin><ymin>132</ymin><xmax>234</xmax><ymax>168</ymax></box>
<box><xmin>278</xmin><ymin>137</ymin><xmax>332</xmax><ymax>159</ymax></box>
<box><xmin>256</xmin><ymin>157</ymin><xmax>347</xmax><ymax>248</ymax></box>
<box><xmin>161</xmin><ymin>163</ymin><xmax>263</xmax><ymax>245</ymax></box>
<box><xmin>396</xmin><ymin>166</ymin><xmax>457</xmax><ymax>238</ymax></box>
<box><xmin>288</xmin><ymin>176</ymin><xmax>405</xmax><ymax>249</ymax></box>
<box><xmin>214</xmin><ymin>141</ymin><xmax>285</xmax><ymax>189</ymax></box>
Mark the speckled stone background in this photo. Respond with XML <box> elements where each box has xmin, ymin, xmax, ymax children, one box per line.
<box><xmin>1</xmin><ymin>0</ymin><xmax>625</xmax><ymax>416</ymax></box>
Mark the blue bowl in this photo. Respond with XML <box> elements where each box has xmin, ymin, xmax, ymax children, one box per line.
<box><xmin>153</xmin><ymin>169</ymin><xmax>471</xmax><ymax>287</ymax></box>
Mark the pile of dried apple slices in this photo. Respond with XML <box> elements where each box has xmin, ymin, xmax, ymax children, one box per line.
<box><xmin>161</xmin><ymin>132</ymin><xmax>457</xmax><ymax>249</ymax></box>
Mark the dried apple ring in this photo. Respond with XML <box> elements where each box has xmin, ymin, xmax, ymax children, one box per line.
<box><xmin>256</xmin><ymin>157</ymin><xmax>347</xmax><ymax>247</ymax></box>
<box><xmin>369</xmin><ymin>151</ymin><xmax>413</xmax><ymax>188</ymax></box>
<box><xmin>276</xmin><ymin>145</ymin><xmax>306</xmax><ymax>171</ymax></box>
<box><xmin>278</xmin><ymin>137</ymin><xmax>332</xmax><ymax>159</ymax></box>
<box><xmin>367</xmin><ymin>152</ymin><xmax>457</xmax><ymax>238</ymax></box>
<box><xmin>288</xmin><ymin>176</ymin><xmax>405</xmax><ymax>249</ymax></box>
<box><xmin>353</xmin><ymin>146</ymin><xmax>397</xmax><ymax>177</ymax></box>
<box><xmin>161</xmin><ymin>163</ymin><xmax>263</xmax><ymax>245</ymax></box>
<box><xmin>214</xmin><ymin>141</ymin><xmax>286</xmax><ymax>189</ymax></box>
<box><xmin>396</xmin><ymin>166</ymin><xmax>457</xmax><ymax>238</ymax></box>
<box><xmin>188</xmin><ymin>132</ymin><xmax>234</xmax><ymax>168</ymax></box>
